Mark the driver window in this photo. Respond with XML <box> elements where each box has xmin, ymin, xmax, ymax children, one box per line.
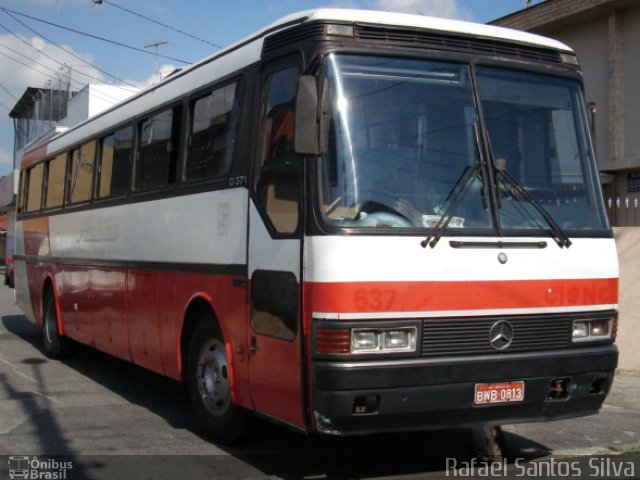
<box><xmin>255</xmin><ymin>65</ymin><xmax>300</xmax><ymax>235</ymax></box>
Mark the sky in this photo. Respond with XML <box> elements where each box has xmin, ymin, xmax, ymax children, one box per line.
<box><xmin>0</xmin><ymin>0</ymin><xmax>542</xmax><ymax>177</ymax></box>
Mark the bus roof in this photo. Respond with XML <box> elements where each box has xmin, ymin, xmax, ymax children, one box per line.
<box><xmin>185</xmin><ymin>9</ymin><xmax>572</xmax><ymax>78</ymax></box>
<box><xmin>21</xmin><ymin>8</ymin><xmax>573</xmax><ymax>167</ymax></box>
<box><xmin>258</xmin><ymin>9</ymin><xmax>573</xmax><ymax>53</ymax></box>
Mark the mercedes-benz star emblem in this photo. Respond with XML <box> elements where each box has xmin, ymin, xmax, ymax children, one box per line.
<box><xmin>489</xmin><ymin>320</ymin><xmax>515</xmax><ymax>350</ymax></box>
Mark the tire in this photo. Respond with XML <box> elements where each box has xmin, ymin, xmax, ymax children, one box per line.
<box><xmin>187</xmin><ymin>312</ymin><xmax>248</xmax><ymax>444</ymax></box>
<box><xmin>42</xmin><ymin>290</ymin><xmax>76</xmax><ymax>359</ymax></box>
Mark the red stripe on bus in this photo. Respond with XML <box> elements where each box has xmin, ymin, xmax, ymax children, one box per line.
<box><xmin>304</xmin><ymin>278</ymin><xmax>618</xmax><ymax>314</ymax></box>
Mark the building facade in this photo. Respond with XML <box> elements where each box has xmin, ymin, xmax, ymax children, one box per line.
<box><xmin>492</xmin><ymin>0</ymin><xmax>640</xmax><ymax>226</ymax></box>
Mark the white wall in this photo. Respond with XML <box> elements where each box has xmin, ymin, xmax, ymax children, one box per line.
<box><xmin>613</xmin><ymin>227</ymin><xmax>640</xmax><ymax>371</ymax></box>
<box><xmin>63</xmin><ymin>84</ymin><xmax>140</xmax><ymax>129</ymax></box>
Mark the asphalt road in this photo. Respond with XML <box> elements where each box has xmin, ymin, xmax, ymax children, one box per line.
<box><xmin>0</xmin><ymin>280</ymin><xmax>639</xmax><ymax>479</ymax></box>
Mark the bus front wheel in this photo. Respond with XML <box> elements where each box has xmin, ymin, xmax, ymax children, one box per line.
<box><xmin>42</xmin><ymin>290</ymin><xmax>76</xmax><ymax>359</ymax></box>
<box><xmin>187</xmin><ymin>313</ymin><xmax>248</xmax><ymax>444</ymax></box>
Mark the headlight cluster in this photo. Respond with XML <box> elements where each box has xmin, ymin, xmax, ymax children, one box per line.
<box><xmin>572</xmin><ymin>318</ymin><xmax>614</xmax><ymax>342</ymax></box>
<box><xmin>316</xmin><ymin>326</ymin><xmax>418</xmax><ymax>355</ymax></box>
<box><xmin>352</xmin><ymin>328</ymin><xmax>417</xmax><ymax>353</ymax></box>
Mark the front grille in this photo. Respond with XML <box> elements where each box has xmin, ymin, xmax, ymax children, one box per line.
<box><xmin>421</xmin><ymin>313</ymin><xmax>574</xmax><ymax>358</ymax></box>
<box><xmin>354</xmin><ymin>25</ymin><xmax>563</xmax><ymax>64</ymax></box>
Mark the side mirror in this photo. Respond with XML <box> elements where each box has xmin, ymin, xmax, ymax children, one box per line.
<box><xmin>294</xmin><ymin>75</ymin><xmax>329</xmax><ymax>156</ymax></box>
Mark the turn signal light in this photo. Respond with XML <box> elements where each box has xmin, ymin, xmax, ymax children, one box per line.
<box><xmin>316</xmin><ymin>329</ymin><xmax>351</xmax><ymax>354</ymax></box>
<box><xmin>316</xmin><ymin>326</ymin><xmax>418</xmax><ymax>354</ymax></box>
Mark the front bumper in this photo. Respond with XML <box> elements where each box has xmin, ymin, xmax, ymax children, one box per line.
<box><xmin>312</xmin><ymin>345</ymin><xmax>618</xmax><ymax>435</ymax></box>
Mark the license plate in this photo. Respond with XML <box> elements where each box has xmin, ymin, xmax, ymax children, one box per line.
<box><xmin>474</xmin><ymin>381</ymin><xmax>525</xmax><ymax>405</ymax></box>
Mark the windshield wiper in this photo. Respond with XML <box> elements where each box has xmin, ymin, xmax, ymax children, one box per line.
<box><xmin>495</xmin><ymin>168</ymin><xmax>572</xmax><ymax>249</ymax></box>
<box><xmin>421</xmin><ymin>162</ymin><xmax>481</xmax><ymax>248</ymax></box>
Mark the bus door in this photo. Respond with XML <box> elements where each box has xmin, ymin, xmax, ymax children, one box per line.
<box><xmin>247</xmin><ymin>62</ymin><xmax>305</xmax><ymax>429</ymax></box>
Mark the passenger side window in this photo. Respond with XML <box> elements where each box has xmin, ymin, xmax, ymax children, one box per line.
<box><xmin>26</xmin><ymin>163</ymin><xmax>44</xmax><ymax>212</ymax></box>
<box><xmin>255</xmin><ymin>65</ymin><xmax>300</xmax><ymax>234</ymax></box>
<box><xmin>98</xmin><ymin>125</ymin><xmax>133</xmax><ymax>198</ymax></box>
<box><xmin>45</xmin><ymin>153</ymin><xmax>66</xmax><ymax>209</ymax></box>
<box><xmin>186</xmin><ymin>82</ymin><xmax>239</xmax><ymax>181</ymax></box>
<box><xmin>135</xmin><ymin>106</ymin><xmax>181</xmax><ymax>191</ymax></box>
<box><xmin>68</xmin><ymin>141</ymin><xmax>96</xmax><ymax>204</ymax></box>
<box><xmin>18</xmin><ymin>170</ymin><xmax>27</xmax><ymax>213</ymax></box>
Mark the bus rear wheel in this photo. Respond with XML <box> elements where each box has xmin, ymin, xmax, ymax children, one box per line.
<box><xmin>187</xmin><ymin>314</ymin><xmax>248</xmax><ymax>444</ymax></box>
<box><xmin>42</xmin><ymin>290</ymin><xmax>76</xmax><ymax>359</ymax></box>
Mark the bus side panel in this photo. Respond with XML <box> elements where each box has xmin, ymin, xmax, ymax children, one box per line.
<box><xmin>173</xmin><ymin>273</ymin><xmax>252</xmax><ymax>408</ymax></box>
<box><xmin>59</xmin><ymin>267</ymin><xmax>93</xmax><ymax>346</ymax></box>
<box><xmin>25</xmin><ymin>263</ymin><xmax>46</xmax><ymax>325</ymax></box>
<box><xmin>91</xmin><ymin>267</ymin><xmax>130</xmax><ymax>362</ymax></box>
<box><xmin>13</xmin><ymin>224</ymin><xmax>36</xmax><ymax>325</ymax></box>
<box><xmin>128</xmin><ymin>271</ymin><xmax>174</xmax><ymax>375</ymax></box>
<box><xmin>21</xmin><ymin>216</ymin><xmax>51</xmax><ymax>326</ymax></box>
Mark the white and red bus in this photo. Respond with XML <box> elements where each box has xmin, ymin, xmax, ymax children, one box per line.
<box><xmin>14</xmin><ymin>9</ymin><xmax>618</xmax><ymax>443</ymax></box>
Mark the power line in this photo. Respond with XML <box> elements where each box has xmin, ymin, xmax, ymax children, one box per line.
<box><xmin>0</xmin><ymin>6</ymin><xmax>191</xmax><ymax>64</ymax></box>
<box><xmin>0</xmin><ymin>48</ymin><xmax>69</xmax><ymax>84</ymax></box>
<box><xmin>0</xmin><ymin>41</ymin><xmax>123</xmax><ymax>105</ymax></box>
<box><xmin>0</xmin><ymin>65</ymin><xmax>119</xmax><ymax>142</ymax></box>
<box><xmin>93</xmin><ymin>0</ymin><xmax>223</xmax><ymax>50</ymax></box>
<box><xmin>0</xmin><ymin>46</ymin><xmax>131</xmax><ymax>107</ymax></box>
<box><xmin>0</xmin><ymin>80</ymin><xmax>18</xmax><ymax>101</ymax></box>
<box><xmin>0</xmin><ymin>21</ymin><xmax>135</xmax><ymax>94</ymax></box>
<box><xmin>0</xmin><ymin>10</ymin><xmax>138</xmax><ymax>88</ymax></box>
<box><xmin>0</xmin><ymin>19</ymin><xmax>140</xmax><ymax>115</ymax></box>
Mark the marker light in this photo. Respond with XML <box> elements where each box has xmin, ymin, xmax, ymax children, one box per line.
<box><xmin>560</xmin><ymin>53</ymin><xmax>580</xmax><ymax>66</ymax></box>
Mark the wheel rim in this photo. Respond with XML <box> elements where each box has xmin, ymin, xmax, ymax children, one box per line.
<box><xmin>196</xmin><ymin>338</ymin><xmax>230</xmax><ymax>417</ymax></box>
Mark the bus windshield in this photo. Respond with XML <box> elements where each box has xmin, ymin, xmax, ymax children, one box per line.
<box><xmin>476</xmin><ymin>66</ymin><xmax>608</xmax><ymax>232</ymax></box>
<box><xmin>319</xmin><ymin>54</ymin><xmax>609</xmax><ymax>234</ymax></box>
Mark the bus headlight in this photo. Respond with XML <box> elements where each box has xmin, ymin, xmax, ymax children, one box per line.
<box><xmin>572</xmin><ymin>318</ymin><xmax>613</xmax><ymax>342</ymax></box>
<box><xmin>385</xmin><ymin>330</ymin><xmax>412</xmax><ymax>349</ymax></box>
<box><xmin>315</xmin><ymin>324</ymin><xmax>419</xmax><ymax>356</ymax></box>
<box><xmin>572</xmin><ymin>321</ymin><xmax>588</xmax><ymax>339</ymax></box>
<box><xmin>352</xmin><ymin>331</ymin><xmax>378</xmax><ymax>350</ymax></box>
<box><xmin>351</xmin><ymin>327</ymin><xmax>417</xmax><ymax>354</ymax></box>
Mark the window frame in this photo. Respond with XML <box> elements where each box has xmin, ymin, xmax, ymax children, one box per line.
<box><xmin>66</xmin><ymin>140</ymin><xmax>97</xmax><ymax>206</ymax></box>
<box><xmin>43</xmin><ymin>152</ymin><xmax>68</xmax><ymax>211</ymax></box>
<box><xmin>96</xmin><ymin>123</ymin><xmax>135</xmax><ymax>201</ymax></box>
<box><xmin>17</xmin><ymin>169</ymin><xmax>27</xmax><ymax>214</ymax></box>
<box><xmin>183</xmin><ymin>78</ymin><xmax>243</xmax><ymax>185</ymax></box>
<box><xmin>133</xmin><ymin>103</ymin><xmax>183</xmax><ymax>193</ymax></box>
<box><xmin>25</xmin><ymin>162</ymin><xmax>45</xmax><ymax>213</ymax></box>
<box><xmin>252</xmin><ymin>59</ymin><xmax>303</xmax><ymax>239</ymax></box>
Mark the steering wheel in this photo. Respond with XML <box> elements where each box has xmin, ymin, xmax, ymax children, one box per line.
<box><xmin>353</xmin><ymin>190</ymin><xmax>424</xmax><ymax>227</ymax></box>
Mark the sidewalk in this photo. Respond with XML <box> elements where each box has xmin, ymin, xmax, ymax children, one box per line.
<box><xmin>502</xmin><ymin>370</ymin><xmax>640</xmax><ymax>456</ymax></box>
